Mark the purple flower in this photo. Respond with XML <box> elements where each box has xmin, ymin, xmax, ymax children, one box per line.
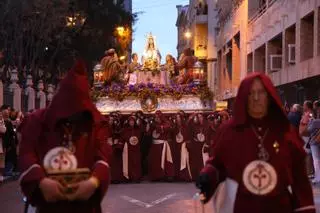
<box><xmin>184</xmin><ymin>87</ymin><xmax>191</xmax><ymax>93</ymax></box>
<box><xmin>154</xmin><ymin>87</ymin><xmax>160</xmax><ymax>93</ymax></box>
<box><xmin>147</xmin><ymin>82</ymin><xmax>154</xmax><ymax>88</ymax></box>
<box><xmin>188</xmin><ymin>82</ymin><xmax>196</xmax><ymax>88</ymax></box>
<box><xmin>138</xmin><ymin>83</ymin><xmax>146</xmax><ymax>89</ymax></box>
<box><xmin>129</xmin><ymin>84</ymin><xmax>135</xmax><ymax>92</ymax></box>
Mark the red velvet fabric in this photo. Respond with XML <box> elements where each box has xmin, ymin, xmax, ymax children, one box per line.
<box><xmin>147</xmin><ymin>122</ymin><xmax>174</xmax><ymax>181</ymax></box>
<box><xmin>121</xmin><ymin>127</ymin><xmax>142</xmax><ymax>181</ymax></box>
<box><xmin>172</xmin><ymin>124</ymin><xmax>192</xmax><ymax>181</ymax></box>
<box><xmin>188</xmin><ymin>120</ymin><xmax>209</xmax><ymax>181</ymax></box>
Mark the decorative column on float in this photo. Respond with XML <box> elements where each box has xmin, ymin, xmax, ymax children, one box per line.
<box><xmin>47</xmin><ymin>84</ymin><xmax>55</xmax><ymax>104</ymax></box>
<box><xmin>37</xmin><ymin>80</ymin><xmax>46</xmax><ymax>109</ymax></box>
<box><xmin>25</xmin><ymin>75</ymin><xmax>35</xmax><ymax>111</ymax></box>
<box><xmin>9</xmin><ymin>68</ymin><xmax>22</xmax><ymax>111</ymax></box>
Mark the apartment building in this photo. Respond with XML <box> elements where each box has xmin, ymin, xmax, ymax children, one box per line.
<box><xmin>176</xmin><ymin>5</ymin><xmax>189</xmax><ymax>58</ymax></box>
<box><xmin>176</xmin><ymin>0</ymin><xmax>218</xmax><ymax>90</ymax></box>
<box><xmin>216</xmin><ymin>0</ymin><xmax>320</xmax><ymax>107</ymax></box>
<box><xmin>178</xmin><ymin>0</ymin><xmax>320</xmax><ymax>108</ymax></box>
<box><xmin>123</xmin><ymin>0</ymin><xmax>132</xmax><ymax>13</ymax></box>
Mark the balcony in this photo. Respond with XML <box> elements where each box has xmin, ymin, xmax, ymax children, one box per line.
<box><xmin>248</xmin><ymin>0</ymin><xmax>279</xmax><ymax>24</ymax></box>
<box><xmin>195</xmin><ymin>3</ymin><xmax>208</xmax><ymax>24</ymax></box>
<box><xmin>196</xmin><ymin>14</ymin><xmax>208</xmax><ymax>24</ymax></box>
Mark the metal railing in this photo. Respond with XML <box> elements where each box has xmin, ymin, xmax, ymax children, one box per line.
<box><xmin>248</xmin><ymin>0</ymin><xmax>279</xmax><ymax>25</ymax></box>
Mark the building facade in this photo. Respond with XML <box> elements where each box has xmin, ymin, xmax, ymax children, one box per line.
<box><xmin>214</xmin><ymin>0</ymin><xmax>248</xmax><ymax>108</ymax></box>
<box><xmin>247</xmin><ymin>0</ymin><xmax>320</xmax><ymax>105</ymax></box>
<box><xmin>176</xmin><ymin>5</ymin><xmax>189</xmax><ymax>58</ymax></box>
<box><xmin>176</xmin><ymin>0</ymin><xmax>218</xmax><ymax>91</ymax></box>
<box><xmin>123</xmin><ymin>0</ymin><xmax>132</xmax><ymax>13</ymax></box>
<box><xmin>178</xmin><ymin>0</ymin><xmax>320</xmax><ymax>108</ymax></box>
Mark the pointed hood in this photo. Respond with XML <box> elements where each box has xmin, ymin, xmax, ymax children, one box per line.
<box><xmin>231</xmin><ymin>72</ymin><xmax>289</xmax><ymax>129</ymax></box>
<box><xmin>44</xmin><ymin>60</ymin><xmax>105</xmax><ymax>129</ymax></box>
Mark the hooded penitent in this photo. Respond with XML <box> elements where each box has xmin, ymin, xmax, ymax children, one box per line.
<box><xmin>45</xmin><ymin>60</ymin><xmax>104</xmax><ymax>128</ymax></box>
<box><xmin>200</xmin><ymin>72</ymin><xmax>315</xmax><ymax>213</ymax></box>
<box><xmin>148</xmin><ymin>110</ymin><xmax>174</xmax><ymax>180</ymax></box>
<box><xmin>230</xmin><ymin>72</ymin><xmax>289</xmax><ymax>129</ymax></box>
<box><xmin>121</xmin><ymin>115</ymin><xmax>142</xmax><ymax>182</ymax></box>
<box><xmin>19</xmin><ymin>60</ymin><xmax>112</xmax><ymax>213</ymax></box>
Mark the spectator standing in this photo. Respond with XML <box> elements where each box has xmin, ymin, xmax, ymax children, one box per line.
<box><xmin>0</xmin><ymin>111</ymin><xmax>6</xmax><ymax>183</ymax></box>
<box><xmin>288</xmin><ymin>104</ymin><xmax>302</xmax><ymax>129</ymax></box>
<box><xmin>300</xmin><ymin>100</ymin><xmax>315</xmax><ymax>177</ymax></box>
<box><xmin>1</xmin><ymin>106</ymin><xmax>17</xmax><ymax>177</ymax></box>
<box><xmin>307</xmin><ymin>101</ymin><xmax>320</xmax><ymax>184</ymax></box>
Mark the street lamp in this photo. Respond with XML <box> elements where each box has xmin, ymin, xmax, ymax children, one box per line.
<box><xmin>115</xmin><ymin>26</ymin><xmax>131</xmax><ymax>62</ymax></box>
<box><xmin>193</xmin><ymin>61</ymin><xmax>205</xmax><ymax>85</ymax></box>
<box><xmin>184</xmin><ymin>31</ymin><xmax>192</xmax><ymax>39</ymax></box>
<box><xmin>184</xmin><ymin>31</ymin><xmax>192</xmax><ymax>48</ymax></box>
<box><xmin>93</xmin><ymin>64</ymin><xmax>104</xmax><ymax>87</ymax></box>
<box><xmin>116</xmin><ymin>26</ymin><xmax>125</xmax><ymax>37</ymax></box>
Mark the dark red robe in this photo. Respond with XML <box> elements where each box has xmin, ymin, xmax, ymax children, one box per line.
<box><xmin>19</xmin><ymin>61</ymin><xmax>112</xmax><ymax>213</ymax></box>
<box><xmin>110</xmin><ymin>136</ymin><xmax>125</xmax><ymax>183</ymax></box>
<box><xmin>147</xmin><ymin>123</ymin><xmax>174</xmax><ymax>181</ymax></box>
<box><xmin>121</xmin><ymin>127</ymin><xmax>142</xmax><ymax>182</ymax></box>
<box><xmin>189</xmin><ymin>120</ymin><xmax>209</xmax><ymax>180</ymax></box>
<box><xmin>200</xmin><ymin>73</ymin><xmax>315</xmax><ymax>213</ymax></box>
<box><xmin>207</xmin><ymin>124</ymin><xmax>217</xmax><ymax>157</ymax></box>
<box><xmin>172</xmin><ymin>124</ymin><xmax>192</xmax><ymax>181</ymax></box>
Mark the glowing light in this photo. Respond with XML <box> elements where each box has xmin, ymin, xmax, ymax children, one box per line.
<box><xmin>117</xmin><ymin>26</ymin><xmax>125</xmax><ymax>37</ymax></box>
<box><xmin>184</xmin><ymin>31</ymin><xmax>192</xmax><ymax>39</ymax></box>
<box><xmin>119</xmin><ymin>56</ymin><xmax>126</xmax><ymax>61</ymax></box>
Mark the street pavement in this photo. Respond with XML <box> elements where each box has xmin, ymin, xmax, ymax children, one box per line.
<box><xmin>1</xmin><ymin>181</ymin><xmax>320</xmax><ymax>213</ymax></box>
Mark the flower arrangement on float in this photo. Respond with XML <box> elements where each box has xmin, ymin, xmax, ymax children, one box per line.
<box><xmin>91</xmin><ymin>82</ymin><xmax>213</xmax><ymax>104</ymax></box>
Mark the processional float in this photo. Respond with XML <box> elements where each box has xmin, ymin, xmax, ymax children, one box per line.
<box><xmin>92</xmin><ymin>33</ymin><xmax>213</xmax><ymax>114</ymax></box>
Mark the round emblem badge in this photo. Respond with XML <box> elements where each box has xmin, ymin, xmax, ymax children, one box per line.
<box><xmin>129</xmin><ymin>136</ymin><xmax>139</xmax><ymax>146</ymax></box>
<box><xmin>152</xmin><ymin>130</ymin><xmax>160</xmax><ymax>139</ymax></box>
<box><xmin>197</xmin><ymin>133</ymin><xmax>205</xmax><ymax>142</ymax></box>
<box><xmin>43</xmin><ymin>147</ymin><xmax>78</xmax><ymax>172</ymax></box>
<box><xmin>176</xmin><ymin>132</ymin><xmax>184</xmax><ymax>143</ymax></box>
<box><xmin>242</xmin><ymin>160</ymin><xmax>277</xmax><ymax>195</ymax></box>
<box><xmin>141</xmin><ymin>96</ymin><xmax>158</xmax><ymax>112</ymax></box>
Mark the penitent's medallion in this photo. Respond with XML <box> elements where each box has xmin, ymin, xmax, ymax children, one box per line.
<box><xmin>43</xmin><ymin>147</ymin><xmax>77</xmax><ymax>172</ymax></box>
<box><xmin>129</xmin><ymin>136</ymin><xmax>139</xmax><ymax>146</ymax></box>
<box><xmin>242</xmin><ymin>160</ymin><xmax>277</xmax><ymax>195</ymax></box>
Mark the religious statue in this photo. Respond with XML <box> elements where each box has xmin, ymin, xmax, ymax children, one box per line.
<box><xmin>141</xmin><ymin>33</ymin><xmax>161</xmax><ymax>71</ymax></box>
<box><xmin>127</xmin><ymin>53</ymin><xmax>140</xmax><ymax>85</ymax></box>
<box><xmin>100</xmin><ymin>49</ymin><xmax>126</xmax><ymax>85</ymax></box>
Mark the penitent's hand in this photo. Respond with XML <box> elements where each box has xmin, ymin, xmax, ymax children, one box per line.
<box><xmin>39</xmin><ymin>178</ymin><xmax>67</xmax><ymax>203</ymax></box>
<box><xmin>66</xmin><ymin>177</ymin><xmax>99</xmax><ymax>201</ymax></box>
<box><xmin>195</xmin><ymin>173</ymin><xmax>211</xmax><ymax>204</ymax></box>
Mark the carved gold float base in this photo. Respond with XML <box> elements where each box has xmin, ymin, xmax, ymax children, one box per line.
<box><xmin>95</xmin><ymin>95</ymin><xmax>213</xmax><ymax>114</ymax></box>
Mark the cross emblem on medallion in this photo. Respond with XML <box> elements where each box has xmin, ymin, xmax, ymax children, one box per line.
<box><xmin>253</xmin><ymin>163</ymin><xmax>268</xmax><ymax>188</ymax></box>
<box><xmin>242</xmin><ymin>160</ymin><xmax>277</xmax><ymax>195</ymax></box>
